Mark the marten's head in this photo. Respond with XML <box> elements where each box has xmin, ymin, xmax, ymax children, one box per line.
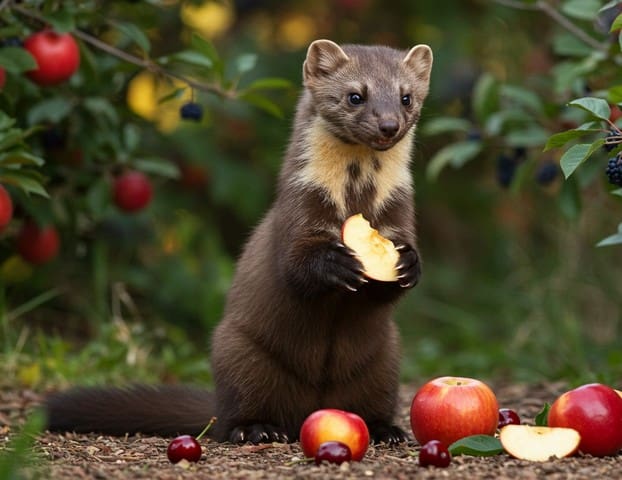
<box><xmin>303</xmin><ymin>40</ymin><xmax>433</xmax><ymax>151</ymax></box>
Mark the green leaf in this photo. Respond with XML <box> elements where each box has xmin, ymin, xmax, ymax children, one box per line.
<box><xmin>535</xmin><ymin>403</ymin><xmax>550</xmax><ymax>426</ymax></box>
<box><xmin>0</xmin><ymin>150</ymin><xmax>45</xmax><ymax>167</ymax></box>
<box><xmin>560</xmin><ymin>142</ymin><xmax>602</xmax><ymax>178</ymax></box>
<box><xmin>561</xmin><ymin>0</ymin><xmax>600</xmax><ymax>21</ymax></box>
<box><xmin>27</xmin><ymin>97</ymin><xmax>74</xmax><ymax>125</ymax></box>
<box><xmin>553</xmin><ymin>32</ymin><xmax>594</xmax><ymax>57</ymax></box>
<box><xmin>421</xmin><ymin>117</ymin><xmax>472</xmax><ymax>136</ymax></box>
<box><xmin>0</xmin><ymin>172</ymin><xmax>48</xmax><ymax>197</ymax></box>
<box><xmin>568</xmin><ymin>97</ymin><xmax>610</xmax><ymax>121</ymax></box>
<box><xmin>239</xmin><ymin>92</ymin><xmax>284</xmax><ymax>118</ymax></box>
<box><xmin>83</xmin><ymin>97</ymin><xmax>119</xmax><ymax>125</ymax></box>
<box><xmin>597</xmin><ymin>223</ymin><xmax>622</xmax><ymax>247</ymax></box>
<box><xmin>243</xmin><ymin>77</ymin><xmax>293</xmax><ymax>92</ymax></box>
<box><xmin>157</xmin><ymin>87</ymin><xmax>188</xmax><ymax>105</ymax></box>
<box><xmin>191</xmin><ymin>34</ymin><xmax>223</xmax><ymax>77</ymax></box>
<box><xmin>611</xmin><ymin>188</ymin><xmax>622</xmax><ymax>196</ymax></box>
<box><xmin>611</xmin><ymin>13</ymin><xmax>622</xmax><ymax>32</ymax></box>
<box><xmin>134</xmin><ymin>158</ymin><xmax>180</xmax><ymax>178</ymax></box>
<box><xmin>0</xmin><ymin>111</ymin><xmax>16</xmax><ymax>131</ymax></box>
<box><xmin>500</xmin><ymin>85</ymin><xmax>543</xmax><ymax>113</ymax></box>
<box><xmin>484</xmin><ymin>109</ymin><xmax>532</xmax><ymax>136</ymax></box>
<box><xmin>234</xmin><ymin>53</ymin><xmax>258</xmax><ymax>75</ymax></box>
<box><xmin>505</xmin><ymin>126</ymin><xmax>549</xmax><ymax>147</ymax></box>
<box><xmin>426</xmin><ymin>141</ymin><xmax>483</xmax><ymax>181</ymax></box>
<box><xmin>472</xmin><ymin>73</ymin><xmax>499</xmax><ymax>123</ymax></box>
<box><xmin>449</xmin><ymin>435</ymin><xmax>504</xmax><ymax>457</ymax></box>
<box><xmin>544</xmin><ymin>128</ymin><xmax>600</xmax><ymax>151</ymax></box>
<box><xmin>0</xmin><ymin>47</ymin><xmax>37</xmax><ymax>74</ymax></box>
<box><xmin>111</xmin><ymin>21</ymin><xmax>151</xmax><ymax>53</ymax></box>
<box><xmin>0</xmin><ymin>129</ymin><xmax>24</xmax><ymax>151</ymax></box>
<box><xmin>43</xmin><ymin>9</ymin><xmax>75</xmax><ymax>33</ymax></box>
<box><xmin>168</xmin><ymin>50</ymin><xmax>214</xmax><ymax>69</ymax></box>
<box><xmin>558</xmin><ymin>176</ymin><xmax>581</xmax><ymax>220</ymax></box>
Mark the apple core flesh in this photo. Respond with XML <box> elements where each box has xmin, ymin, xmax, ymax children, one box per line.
<box><xmin>341</xmin><ymin>213</ymin><xmax>399</xmax><ymax>281</ymax></box>
<box><xmin>500</xmin><ymin>425</ymin><xmax>580</xmax><ymax>462</ymax></box>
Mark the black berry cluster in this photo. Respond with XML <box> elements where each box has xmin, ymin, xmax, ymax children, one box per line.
<box><xmin>496</xmin><ymin>147</ymin><xmax>526</xmax><ymax>188</ymax></box>
<box><xmin>535</xmin><ymin>161</ymin><xmax>558</xmax><ymax>186</ymax></box>
<box><xmin>604</xmin><ymin>129</ymin><xmax>620</xmax><ymax>152</ymax></box>
<box><xmin>180</xmin><ymin>102</ymin><xmax>203</xmax><ymax>121</ymax></box>
<box><xmin>606</xmin><ymin>154</ymin><xmax>622</xmax><ymax>186</ymax></box>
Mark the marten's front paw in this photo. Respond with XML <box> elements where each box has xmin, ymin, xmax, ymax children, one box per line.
<box><xmin>229</xmin><ymin>423</ymin><xmax>289</xmax><ymax>444</ymax></box>
<box><xmin>368</xmin><ymin>421</ymin><xmax>410</xmax><ymax>444</ymax></box>
<box><xmin>323</xmin><ymin>242</ymin><xmax>368</xmax><ymax>292</ymax></box>
<box><xmin>395</xmin><ymin>244</ymin><xmax>421</xmax><ymax>289</ymax></box>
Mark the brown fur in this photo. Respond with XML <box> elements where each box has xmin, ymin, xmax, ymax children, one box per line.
<box><xmin>45</xmin><ymin>40</ymin><xmax>433</xmax><ymax>444</ymax></box>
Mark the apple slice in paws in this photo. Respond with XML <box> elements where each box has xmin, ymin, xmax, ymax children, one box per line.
<box><xmin>341</xmin><ymin>213</ymin><xmax>399</xmax><ymax>282</ymax></box>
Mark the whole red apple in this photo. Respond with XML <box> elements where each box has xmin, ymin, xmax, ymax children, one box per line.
<box><xmin>16</xmin><ymin>221</ymin><xmax>60</xmax><ymax>265</ymax></box>
<box><xmin>113</xmin><ymin>171</ymin><xmax>153</xmax><ymax>213</ymax></box>
<box><xmin>548</xmin><ymin>383</ymin><xmax>622</xmax><ymax>457</ymax></box>
<box><xmin>0</xmin><ymin>185</ymin><xmax>13</xmax><ymax>233</ymax></box>
<box><xmin>299</xmin><ymin>409</ymin><xmax>370</xmax><ymax>461</ymax></box>
<box><xmin>24</xmin><ymin>30</ymin><xmax>80</xmax><ymax>86</ymax></box>
<box><xmin>410</xmin><ymin>376</ymin><xmax>499</xmax><ymax>446</ymax></box>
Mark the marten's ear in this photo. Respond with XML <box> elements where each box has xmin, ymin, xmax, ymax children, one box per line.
<box><xmin>303</xmin><ymin>40</ymin><xmax>349</xmax><ymax>85</ymax></box>
<box><xmin>403</xmin><ymin>44</ymin><xmax>433</xmax><ymax>85</ymax></box>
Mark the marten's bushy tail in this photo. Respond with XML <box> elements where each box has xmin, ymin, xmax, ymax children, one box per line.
<box><xmin>45</xmin><ymin>385</ymin><xmax>214</xmax><ymax>437</ymax></box>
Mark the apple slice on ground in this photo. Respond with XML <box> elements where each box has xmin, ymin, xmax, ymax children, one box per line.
<box><xmin>499</xmin><ymin>425</ymin><xmax>580</xmax><ymax>462</ymax></box>
<box><xmin>341</xmin><ymin>213</ymin><xmax>399</xmax><ymax>282</ymax></box>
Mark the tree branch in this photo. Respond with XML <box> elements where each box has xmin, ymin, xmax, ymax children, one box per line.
<box><xmin>492</xmin><ymin>0</ymin><xmax>607</xmax><ymax>52</ymax></box>
<box><xmin>10</xmin><ymin>3</ymin><xmax>237</xmax><ymax>99</ymax></box>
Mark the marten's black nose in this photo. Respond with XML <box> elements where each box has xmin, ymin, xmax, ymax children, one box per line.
<box><xmin>379</xmin><ymin>119</ymin><xmax>399</xmax><ymax>138</ymax></box>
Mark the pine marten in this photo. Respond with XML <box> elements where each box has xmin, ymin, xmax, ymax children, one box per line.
<box><xmin>45</xmin><ymin>39</ymin><xmax>433</xmax><ymax>445</ymax></box>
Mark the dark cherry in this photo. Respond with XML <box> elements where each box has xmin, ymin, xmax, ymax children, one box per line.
<box><xmin>419</xmin><ymin>439</ymin><xmax>451</xmax><ymax>468</ymax></box>
<box><xmin>498</xmin><ymin>408</ymin><xmax>521</xmax><ymax>429</ymax></box>
<box><xmin>314</xmin><ymin>441</ymin><xmax>352</xmax><ymax>465</ymax></box>
<box><xmin>167</xmin><ymin>434</ymin><xmax>202</xmax><ymax>463</ymax></box>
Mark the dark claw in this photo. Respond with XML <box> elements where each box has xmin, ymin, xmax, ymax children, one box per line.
<box><xmin>394</xmin><ymin>243</ymin><xmax>421</xmax><ymax>289</ymax></box>
<box><xmin>229</xmin><ymin>424</ymin><xmax>289</xmax><ymax>444</ymax></box>
<box><xmin>369</xmin><ymin>422</ymin><xmax>410</xmax><ymax>445</ymax></box>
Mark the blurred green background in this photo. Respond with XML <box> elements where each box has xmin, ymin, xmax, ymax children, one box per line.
<box><xmin>1</xmin><ymin>0</ymin><xmax>621</xmax><ymax>392</ymax></box>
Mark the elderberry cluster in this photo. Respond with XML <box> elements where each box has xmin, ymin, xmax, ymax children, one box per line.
<box><xmin>606</xmin><ymin>154</ymin><xmax>622</xmax><ymax>186</ymax></box>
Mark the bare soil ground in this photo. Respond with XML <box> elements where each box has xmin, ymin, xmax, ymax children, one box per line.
<box><xmin>2</xmin><ymin>382</ymin><xmax>621</xmax><ymax>479</ymax></box>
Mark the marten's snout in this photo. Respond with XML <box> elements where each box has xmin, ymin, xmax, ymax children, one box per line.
<box><xmin>378</xmin><ymin>118</ymin><xmax>399</xmax><ymax>138</ymax></box>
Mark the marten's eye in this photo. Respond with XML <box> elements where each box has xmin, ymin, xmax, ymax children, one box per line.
<box><xmin>348</xmin><ymin>93</ymin><xmax>364</xmax><ymax>105</ymax></box>
<box><xmin>401</xmin><ymin>94</ymin><xmax>412</xmax><ymax>106</ymax></box>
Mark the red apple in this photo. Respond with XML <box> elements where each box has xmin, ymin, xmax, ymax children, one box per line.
<box><xmin>499</xmin><ymin>425</ymin><xmax>580</xmax><ymax>462</ymax></box>
<box><xmin>410</xmin><ymin>376</ymin><xmax>499</xmax><ymax>446</ymax></box>
<box><xmin>113</xmin><ymin>171</ymin><xmax>153</xmax><ymax>212</ymax></box>
<box><xmin>0</xmin><ymin>67</ymin><xmax>6</xmax><ymax>89</ymax></box>
<box><xmin>0</xmin><ymin>185</ymin><xmax>13</xmax><ymax>233</ymax></box>
<box><xmin>548</xmin><ymin>383</ymin><xmax>622</xmax><ymax>457</ymax></box>
<box><xmin>341</xmin><ymin>213</ymin><xmax>399</xmax><ymax>281</ymax></box>
<box><xmin>24</xmin><ymin>30</ymin><xmax>80</xmax><ymax>86</ymax></box>
<box><xmin>16</xmin><ymin>221</ymin><xmax>60</xmax><ymax>265</ymax></box>
<box><xmin>299</xmin><ymin>409</ymin><xmax>369</xmax><ymax>461</ymax></box>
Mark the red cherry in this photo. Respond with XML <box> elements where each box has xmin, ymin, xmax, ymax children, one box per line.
<box><xmin>16</xmin><ymin>221</ymin><xmax>60</xmax><ymax>265</ymax></box>
<box><xmin>498</xmin><ymin>408</ymin><xmax>521</xmax><ymax>429</ymax></box>
<box><xmin>166</xmin><ymin>435</ymin><xmax>202</xmax><ymax>464</ymax></box>
<box><xmin>419</xmin><ymin>440</ymin><xmax>451</xmax><ymax>468</ymax></box>
<box><xmin>113</xmin><ymin>171</ymin><xmax>153</xmax><ymax>212</ymax></box>
<box><xmin>24</xmin><ymin>31</ymin><xmax>80</xmax><ymax>86</ymax></box>
<box><xmin>0</xmin><ymin>185</ymin><xmax>13</xmax><ymax>233</ymax></box>
<box><xmin>314</xmin><ymin>441</ymin><xmax>352</xmax><ymax>465</ymax></box>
